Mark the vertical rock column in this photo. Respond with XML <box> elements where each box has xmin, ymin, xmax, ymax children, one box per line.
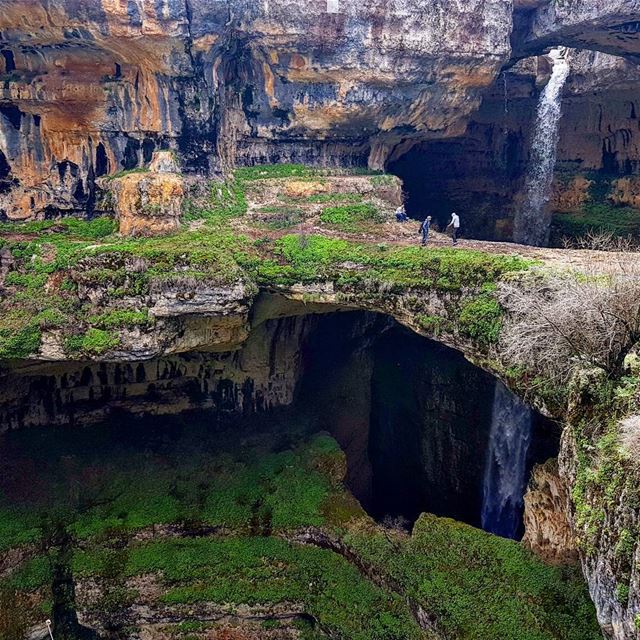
<box><xmin>109</xmin><ymin>151</ymin><xmax>184</xmax><ymax>237</ymax></box>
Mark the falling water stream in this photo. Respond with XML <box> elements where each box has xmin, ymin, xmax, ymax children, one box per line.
<box><xmin>481</xmin><ymin>381</ymin><xmax>533</xmax><ymax>539</ymax></box>
<box><xmin>514</xmin><ymin>48</ymin><xmax>571</xmax><ymax>246</ymax></box>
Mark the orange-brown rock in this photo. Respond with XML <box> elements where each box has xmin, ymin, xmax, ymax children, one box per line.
<box><xmin>610</xmin><ymin>176</ymin><xmax>640</xmax><ymax>209</ymax></box>
<box><xmin>522</xmin><ymin>459</ymin><xmax>579</xmax><ymax>565</ymax></box>
<box><xmin>111</xmin><ymin>152</ymin><xmax>183</xmax><ymax>237</ymax></box>
<box><xmin>283</xmin><ymin>181</ymin><xmax>328</xmax><ymax>198</ymax></box>
<box><xmin>0</xmin><ymin>0</ymin><xmax>515</xmax><ymax>221</ymax></box>
<box><xmin>551</xmin><ymin>176</ymin><xmax>592</xmax><ymax>213</ymax></box>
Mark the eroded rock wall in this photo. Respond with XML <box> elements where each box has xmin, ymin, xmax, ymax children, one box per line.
<box><xmin>392</xmin><ymin>49</ymin><xmax>640</xmax><ymax>239</ymax></box>
<box><xmin>0</xmin><ymin>315</ymin><xmax>312</xmax><ymax>431</ymax></box>
<box><xmin>0</xmin><ymin>0</ymin><xmax>513</xmax><ymax>219</ymax></box>
<box><xmin>523</xmin><ymin>458</ymin><xmax>579</xmax><ymax>565</ymax></box>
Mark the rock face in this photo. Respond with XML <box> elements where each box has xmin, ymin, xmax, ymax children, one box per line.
<box><xmin>0</xmin><ymin>0</ymin><xmax>514</xmax><ymax>219</ymax></box>
<box><xmin>393</xmin><ymin>48</ymin><xmax>640</xmax><ymax>239</ymax></box>
<box><xmin>516</xmin><ymin>0</ymin><xmax>640</xmax><ymax>60</ymax></box>
<box><xmin>111</xmin><ymin>151</ymin><xmax>184</xmax><ymax>236</ymax></box>
<box><xmin>0</xmin><ymin>313</ymin><xmax>313</xmax><ymax>431</ymax></box>
<box><xmin>522</xmin><ymin>458</ymin><xmax>579</xmax><ymax>565</ymax></box>
<box><xmin>1</xmin><ymin>0</ymin><xmax>640</xmax><ymax>236</ymax></box>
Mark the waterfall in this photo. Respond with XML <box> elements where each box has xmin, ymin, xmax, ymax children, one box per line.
<box><xmin>514</xmin><ymin>48</ymin><xmax>570</xmax><ymax>246</ymax></box>
<box><xmin>481</xmin><ymin>381</ymin><xmax>533</xmax><ymax>539</ymax></box>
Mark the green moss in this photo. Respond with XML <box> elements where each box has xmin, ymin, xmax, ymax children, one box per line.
<box><xmin>260</xmin><ymin>234</ymin><xmax>530</xmax><ymax>292</ymax></box>
<box><xmin>320</xmin><ymin>203</ymin><xmax>385</xmax><ymax>230</ymax></box>
<box><xmin>0</xmin><ymin>431</ymin><xmax>343</xmax><ymax>552</ymax></box>
<box><xmin>346</xmin><ymin>514</ymin><xmax>601</xmax><ymax>640</ymax></box>
<box><xmin>65</xmin><ymin>328</ymin><xmax>120</xmax><ymax>356</ymax></box>
<box><xmin>458</xmin><ymin>296</ymin><xmax>503</xmax><ymax>346</ymax></box>
<box><xmin>87</xmin><ymin>537</ymin><xmax>422</xmax><ymax>640</ymax></box>
<box><xmin>0</xmin><ymin>324</ymin><xmax>41</xmax><ymax>360</ymax></box>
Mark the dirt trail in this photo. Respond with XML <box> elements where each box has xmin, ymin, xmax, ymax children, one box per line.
<box><xmin>233</xmin><ymin>213</ymin><xmax>637</xmax><ymax>275</ymax></box>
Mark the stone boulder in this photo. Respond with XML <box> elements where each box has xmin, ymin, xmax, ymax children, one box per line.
<box><xmin>111</xmin><ymin>151</ymin><xmax>183</xmax><ymax>237</ymax></box>
<box><xmin>522</xmin><ymin>459</ymin><xmax>579</xmax><ymax>565</ymax></box>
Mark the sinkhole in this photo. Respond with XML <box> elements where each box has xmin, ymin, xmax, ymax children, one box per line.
<box><xmin>0</xmin><ymin>310</ymin><xmax>558</xmax><ymax>541</ymax></box>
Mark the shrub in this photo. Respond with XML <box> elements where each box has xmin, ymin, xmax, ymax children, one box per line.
<box><xmin>619</xmin><ymin>415</ymin><xmax>640</xmax><ymax>458</ymax></box>
<box><xmin>498</xmin><ymin>251</ymin><xmax>640</xmax><ymax>384</ymax></box>
<box><xmin>320</xmin><ymin>203</ymin><xmax>385</xmax><ymax>230</ymax></box>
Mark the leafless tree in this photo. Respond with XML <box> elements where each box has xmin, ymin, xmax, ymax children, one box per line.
<box><xmin>562</xmin><ymin>230</ymin><xmax>637</xmax><ymax>252</ymax></box>
<box><xmin>497</xmin><ymin>243</ymin><xmax>640</xmax><ymax>386</ymax></box>
<box><xmin>619</xmin><ymin>415</ymin><xmax>640</xmax><ymax>458</ymax></box>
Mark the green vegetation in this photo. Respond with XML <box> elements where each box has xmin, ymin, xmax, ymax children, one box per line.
<box><xmin>552</xmin><ymin>203</ymin><xmax>640</xmax><ymax>240</ymax></box>
<box><xmin>234</xmin><ymin>164</ymin><xmax>381</xmax><ymax>181</ymax></box>
<box><xmin>256</xmin><ymin>235</ymin><xmax>530</xmax><ymax>292</ymax></box>
<box><xmin>320</xmin><ymin>203</ymin><xmax>386</xmax><ymax>231</ymax></box>
<box><xmin>346</xmin><ymin>514</ymin><xmax>602</xmax><ymax>640</ymax></box>
<box><xmin>551</xmin><ymin>172</ymin><xmax>640</xmax><ymax>242</ymax></box>
<box><xmin>64</xmin><ymin>327</ymin><xmax>120</xmax><ymax>356</ymax></box>
<box><xmin>0</xmin><ymin>429</ymin><xmax>348</xmax><ymax>553</ymax></box>
<box><xmin>1</xmin><ymin>413</ymin><xmax>600</xmax><ymax>640</ymax></box>
<box><xmin>458</xmin><ymin>295</ymin><xmax>503</xmax><ymax>346</ymax></box>
<box><xmin>0</xmin><ymin>164</ymin><xmax>531</xmax><ymax>361</ymax></box>
<box><xmin>107</xmin><ymin>537</ymin><xmax>420</xmax><ymax>639</ymax></box>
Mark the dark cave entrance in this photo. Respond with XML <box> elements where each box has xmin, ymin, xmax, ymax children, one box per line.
<box><xmin>388</xmin><ymin>135</ymin><xmax>527</xmax><ymax>242</ymax></box>
<box><xmin>293</xmin><ymin>312</ymin><xmax>558</xmax><ymax>538</ymax></box>
<box><xmin>386</xmin><ymin>66</ymin><xmax>537</xmax><ymax>243</ymax></box>
<box><xmin>0</xmin><ymin>311</ymin><xmax>558</xmax><ymax>541</ymax></box>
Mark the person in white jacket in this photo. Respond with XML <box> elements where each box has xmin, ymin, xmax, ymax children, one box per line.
<box><xmin>447</xmin><ymin>212</ymin><xmax>460</xmax><ymax>245</ymax></box>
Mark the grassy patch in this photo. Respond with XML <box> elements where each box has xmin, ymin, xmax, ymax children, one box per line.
<box><xmin>320</xmin><ymin>203</ymin><xmax>385</xmax><ymax>231</ymax></box>
<box><xmin>551</xmin><ymin>172</ymin><xmax>640</xmax><ymax>242</ymax></box>
<box><xmin>0</xmin><ymin>429</ymin><xmax>347</xmax><ymax>552</ymax></box>
<box><xmin>552</xmin><ymin>204</ymin><xmax>640</xmax><ymax>240</ymax></box>
<box><xmin>346</xmin><ymin>514</ymin><xmax>601</xmax><ymax>640</ymax></box>
<box><xmin>65</xmin><ymin>328</ymin><xmax>120</xmax><ymax>356</ymax></box>
<box><xmin>257</xmin><ymin>235</ymin><xmax>531</xmax><ymax>292</ymax></box>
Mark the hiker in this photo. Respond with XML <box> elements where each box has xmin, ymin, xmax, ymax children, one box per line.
<box><xmin>395</xmin><ymin>205</ymin><xmax>408</xmax><ymax>223</ymax></box>
<box><xmin>447</xmin><ymin>212</ymin><xmax>460</xmax><ymax>245</ymax></box>
<box><xmin>420</xmin><ymin>216</ymin><xmax>432</xmax><ymax>246</ymax></box>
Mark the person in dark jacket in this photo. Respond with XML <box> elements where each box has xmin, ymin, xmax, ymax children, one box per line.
<box><xmin>420</xmin><ymin>216</ymin><xmax>432</xmax><ymax>246</ymax></box>
<box><xmin>395</xmin><ymin>205</ymin><xmax>408</xmax><ymax>222</ymax></box>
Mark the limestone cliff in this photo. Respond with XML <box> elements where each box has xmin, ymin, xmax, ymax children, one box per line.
<box><xmin>0</xmin><ymin>0</ymin><xmax>512</xmax><ymax>219</ymax></box>
<box><xmin>522</xmin><ymin>459</ymin><xmax>578</xmax><ymax>565</ymax></box>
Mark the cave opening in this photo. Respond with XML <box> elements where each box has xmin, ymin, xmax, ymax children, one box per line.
<box><xmin>0</xmin><ymin>311</ymin><xmax>557</xmax><ymax>541</ymax></box>
<box><xmin>0</xmin><ymin>149</ymin><xmax>10</xmax><ymax>180</ymax></box>
<box><xmin>95</xmin><ymin>142</ymin><xmax>109</xmax><ymax>177</ymax></box>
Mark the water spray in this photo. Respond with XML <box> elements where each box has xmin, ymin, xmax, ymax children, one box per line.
<box><xmin>514</xmin><ymin>47</ymin><xmax>571</xmax><ymax>246</ymax></box>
